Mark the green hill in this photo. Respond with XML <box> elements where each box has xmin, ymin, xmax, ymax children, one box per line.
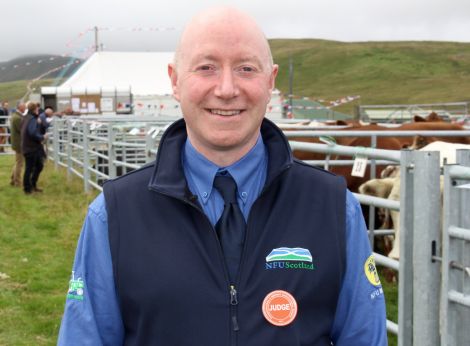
<box><xmin>270</xmin><ymin>39</ymin><xmax>470</xmax><ymax>115</ymax></box>
<box><xmin>2</xmin><ymin>41</ymin><xmax>470</xmax><ymax>116</ymax></box>
<box><xmin>0</xmin><ymin>55</ymin><xmax>83</xmax><ymax>83</ymax></box>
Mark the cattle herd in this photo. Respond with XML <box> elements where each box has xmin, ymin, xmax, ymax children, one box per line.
<box><xmin>283</xmin><ymin>112</ymin><xmax>470</xmax><ymax>263</ymax></box>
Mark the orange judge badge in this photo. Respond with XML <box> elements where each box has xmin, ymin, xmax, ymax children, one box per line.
<box><xmin>262</xmin><ymin>290</ymin><xmax>298</xmax><ymax>326</ymax></box>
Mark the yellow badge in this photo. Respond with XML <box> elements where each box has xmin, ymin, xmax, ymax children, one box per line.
<box><xmin>364</xmin><ymin>255</ymin><xmax>381</xmax><ymax>286</ymax></box>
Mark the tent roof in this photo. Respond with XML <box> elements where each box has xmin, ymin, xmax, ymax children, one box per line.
<box><xmin>61</xmin><ymin>51</ymin><xmax>174</xmax><ymax>95</ymax></box>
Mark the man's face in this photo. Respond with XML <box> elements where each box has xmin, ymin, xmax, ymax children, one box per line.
<box><xmin>18</xmin><ymin>104</ymin><xmax>25</xmax><ymax>113</ymax></box>
<box><xmin>169</xmin><ymin>18</ymin><xmax>278</xmax><ymax>158</ymax></box>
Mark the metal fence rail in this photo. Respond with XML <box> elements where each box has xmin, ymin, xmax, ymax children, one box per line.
<box><xmin>0</xmin><ymin>116</ymin><xmax>10</xmax><ymax>154</ymax></box>
<box><xmin>49</xmin><ymin>116</ymin><xmax>176</xmax><ymax>191</ymax></box>
<box><xmin>441</xmin><ymin>151</ymin><xmax>470</xmax><ymax>346</ymax></box>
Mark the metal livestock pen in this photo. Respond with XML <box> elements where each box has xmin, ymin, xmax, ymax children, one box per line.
<box><xmin>39</xmin><ymin>116</ymin><xmax>470</xmax><ymax>345</ymax></box>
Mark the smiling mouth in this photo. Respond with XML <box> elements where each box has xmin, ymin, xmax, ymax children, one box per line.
<box><xmin>209</xmin><ymin>109</ymin><xmax>243</xmax><ymax>116</ymax></box>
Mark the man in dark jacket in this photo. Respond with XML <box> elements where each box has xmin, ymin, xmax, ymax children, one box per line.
<box><xmin>58</xmin><ymin>6</ymin><xmax>387</xmax><ymax>345</ymax></box>
<box><xmin>21</xmin><ymin>102</ymin><xmax>48</xmax><ymax>194</ymax></box>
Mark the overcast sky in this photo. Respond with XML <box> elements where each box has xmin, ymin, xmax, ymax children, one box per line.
<box><xmin>1</xmin><ymin>0</ymin><xmax>470</xmax><ymax>62</ymax></box>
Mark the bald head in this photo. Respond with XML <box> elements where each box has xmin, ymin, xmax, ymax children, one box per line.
<box><xmin>174</xmin><ymin>7</ymin><xmax>273</xmax><ymax>71</ymax></box>
<box><xmin>45</xmin><ymin>108</ymin><xmax>54</xmax><ymax>117</ymax></box>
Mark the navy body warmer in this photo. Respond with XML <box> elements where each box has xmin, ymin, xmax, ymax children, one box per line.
<box><xmin>104</xmin><ymin>118</ymin><xmax>347</xmax><ymax>346</ymax></box>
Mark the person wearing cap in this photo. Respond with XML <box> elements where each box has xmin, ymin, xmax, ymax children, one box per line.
<box><xmin>58</xmin><ymin>6</ymin><xmax>387</xmax><ymax>345</ymax></box>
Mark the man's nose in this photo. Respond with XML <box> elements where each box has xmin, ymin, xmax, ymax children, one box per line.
<box><xmin>214</xmin><ymin>68</ymin><xmax>239</xmax><ymax>99</ymax></box>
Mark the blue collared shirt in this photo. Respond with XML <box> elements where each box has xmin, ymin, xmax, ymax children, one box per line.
<box><xmin>58</xmin><ymin>137</ymin><xmax>387</xmax><ymax>345</ymax></box>
<box><xmin>182</xmin><ymin>135</ymin><xmax>267</xmax><ymax>225</ymax></box>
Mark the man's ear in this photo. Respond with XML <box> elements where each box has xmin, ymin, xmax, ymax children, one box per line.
<box><xmin>266</xmin><ymin>64</ymin><xmax>279</xmax><ymax>102</ymax></box>
<box><xmin>168</xmin><ymin>63</ymin><xmax>180</xmax><ymax>102</ymax></box>
<box><xmin>269</xmin><ymin>64</ymin><xmax>279</xmax><ymax>92</ymax></box>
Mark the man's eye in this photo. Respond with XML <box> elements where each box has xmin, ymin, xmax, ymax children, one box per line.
<box><xmin>197</xmin><ymin>65</ymin><xmax>214</xmax><ymax>71</ymax></box>
<box><xmin>240</xmin><ymin>66</ymin><xmax>255</xmax><ymax>72</ymax></box>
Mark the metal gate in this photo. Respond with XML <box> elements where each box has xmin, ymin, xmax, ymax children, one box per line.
<box><xmin>441</xmin><ymin>150</ymin><xmax>470</xmax><ymax>346</ymax></box>
<box><xmin>289</xmin><ymin>140</ymin><xmax>470</xmax><ymax>346</ymax></box>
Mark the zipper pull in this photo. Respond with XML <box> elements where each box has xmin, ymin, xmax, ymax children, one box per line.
<box><xmin>230</xmin><ymin>285</ymin><xmax>238</xmax><ymax>305</ymax></box>
<box><xmin>232</xmin><ymin>315</ymin><xmax>240</xmax><ymax>331</ymax></box>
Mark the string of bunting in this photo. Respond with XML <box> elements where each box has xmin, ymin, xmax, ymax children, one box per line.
<box><xmin>65</xmin><ymin>28</ymin><xmax>94</xmax><ymax>48</ymax></box>
<box><xmin>0</xmin><ymin>45</ymin><xmax>94</xmax><ymax>72</ymax></box>
<box><xmin>284</xmin><ymin>95</ymin><xmax>360</xmax><ymax>109</ymax></box>
<box><xmin>65</xmin><ymin>26</ymin><xmax>177</xmax><ymax>47</ymax></box>
<box><xmin>29</xmin><ymin>60</ymin><xmax>82</xmax><ymax>83</ymax></box>
<box><xmin>2</xmin><ymin>25</ymin><xmax>175</xmax><ymax>73</ymax></box>
<box><xmin>97</xmin><ymin>26</ymin><xmax>177</xmax><ymax>32</ymax></box>
<box><xmin>127</xmin><ymin>95</ymin><xmax>360</xmax><ymax>112</ymax></box>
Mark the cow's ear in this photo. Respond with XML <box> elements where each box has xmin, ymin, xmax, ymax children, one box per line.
<box><xmin>427</xmin><ymin>112</ymin><xmax>441</xmax><ymax>122</ymax></box>
<box><xmin>414</xmin><ymin>115</ymin><xmax>426</xmax><ymax>122</ymax></box>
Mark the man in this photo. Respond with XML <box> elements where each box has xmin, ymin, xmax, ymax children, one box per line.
<box><xmin>0</xmin><ymin>101</ymin><xmax>9</xmax><ymax>152</ymax></box>
<box><xmin>38</xmin><ymin>106</ymin><xmax>54</xmax><ymax>135</ymax></box>
<box><xmin>9</xmin><ymin>102</ymin><xmax>25</xmax><ymax>187</ymax></box>
<box><xmin>58</xmin><ymin>7</ymin><xmax>387</xmax><ymax>345</ymax></box>
<box><xmin>0</xmin><ymin>101</ymin><xmax>8</xmax><ymax>115</ymax></box>
<box><xmin>21</xmin><ymin>102</ymin><xmax>47</xmax><ymax>194</ymax></box>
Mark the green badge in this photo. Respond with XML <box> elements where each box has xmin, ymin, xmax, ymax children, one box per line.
<box><xmin>67</xmin><ymin>271</ymin><xmax>85</xmax><ymax>301</ymax></box>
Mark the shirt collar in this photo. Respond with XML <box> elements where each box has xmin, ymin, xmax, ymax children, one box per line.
<box><xmin>183</xmin><ymin>134</ymin><xmax>266</xmax><ymax>205</ymax></box>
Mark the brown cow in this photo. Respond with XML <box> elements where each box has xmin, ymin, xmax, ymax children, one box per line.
<box><xmin>413</xmin><ymin>112</ymin><xmax>445</xmax><ymax>122</ymax></box>
<box><xmin>288</xmin><ymin>119</ymin><xmax>470</xmax><ymax>192</ymax></box>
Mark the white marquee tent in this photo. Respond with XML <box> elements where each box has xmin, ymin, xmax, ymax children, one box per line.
<box><xmin>62</xmin><ymin>51</ymin><xmax>174</xmax><ymax>96</ymax></box>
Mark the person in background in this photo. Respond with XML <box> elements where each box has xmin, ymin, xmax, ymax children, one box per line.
<box><xmin>38</xmin><ymin>106</ymin><xmax>54</xmax><ymax>157</ymax></box>
<box><xmin>61</xmin><ymin>106</ymin><xmax>80</xmax><ymax>116</ymax></box>
<box><xmin>36</xmin><ymin>102</ymin><xmax>44</xmax><ymax>116</ymax></box>
<box><xmin>9</xmin><ymin>101</ymin><xmax>25</xmax><ymax>187</ymax></box>
<box><xmin>58</xmin><ymin>6</ymin><xmax>387</xmax><ymax>345</ymax></box>
<box><xmin>38</xmin><ymin>106</ymin><xmax>54</xmax><ymax>134</ymax></box>
<box><xmin>0</xmin><ymin>101</ymin><xmax>9</xmax><ymax>153</ymax></box>
<box><xmin>0</xmin><ymin>101</ymin><xmax>8</xmax><ymax>115</ymax></box>
<box><xmin>21</xmin><ymin>102</ymin><xmax>47</xmax><ymax>194</ymax></box>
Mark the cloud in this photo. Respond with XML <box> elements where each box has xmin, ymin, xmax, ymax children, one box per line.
<box><xmin>1</xmin><ymin>0</ymin><xmax>470</xmax><ymax>62</ymax></box>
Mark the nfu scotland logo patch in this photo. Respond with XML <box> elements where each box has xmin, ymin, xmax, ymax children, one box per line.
<box><xmin>67</xmin><ymin>271</ymin><xmax>85</xmax><ymax>301</ymax></box>
<box><xmin>265</xmin><ymin>247</ymin><xmax>315</xmax><ymax>270</ymax></box>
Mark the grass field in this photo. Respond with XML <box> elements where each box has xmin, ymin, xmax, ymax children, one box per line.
<box><xmin>0</xmin><ymin>155</ymin><xmax>97</xmax><ymax>345</ymax></box>
<box><xmin>0</xmin><ymin>154</ymin><xmax>398</xmax><ymax>345</ymax></box>
<box><xmin>0</xmin><ymin>79</ymin><xmax>59</xmax><ymax>108</ymax></box>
